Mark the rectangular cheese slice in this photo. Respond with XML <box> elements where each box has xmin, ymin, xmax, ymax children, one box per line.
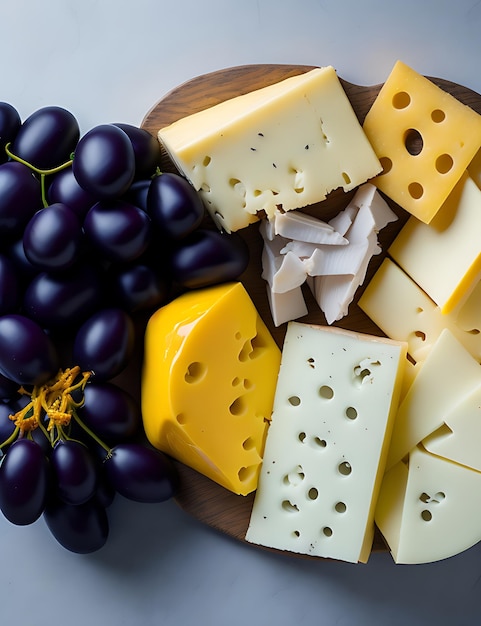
<box><xmin>388</xmin><ymin>172</ymin><xmax>481</xmax><ymax>314</ymax></box>
<box><xmin>358</xmin><ymin>257</ymin><xmax>481</xmax><ymax>364</ymax></box>
<box><xmin>363</xmin><ymin>60</ymin><xmax>481</xmax><ymax>223</ymax></box>
<box><xmin>245</xmin><ymin>321</ymin><xmax>406</xmax><ymax>563</ymax></box>
<box><xmin>158</xmin><ymin>67</ymin><xmax>381</xmax><ymax>233</ymax></box>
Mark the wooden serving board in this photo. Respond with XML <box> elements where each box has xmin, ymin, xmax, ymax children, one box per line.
<box><xmin>140</xmin><ymin>64</ymin><xmax>481</xmax><ymax>558</ymax></box>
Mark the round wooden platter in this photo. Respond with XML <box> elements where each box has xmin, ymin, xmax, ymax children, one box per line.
<box><xmin>140</xmin><ymin>64</ymin><xmax>481</xmax><ymax>559</ymax></box>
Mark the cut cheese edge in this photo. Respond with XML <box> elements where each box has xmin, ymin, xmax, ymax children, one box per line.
<box><xmin>141</xmin><ymin>282</ymin><xmax>281</xmax><ymax>495</ymax></box>
<box><xmin>363</xmin><ymin>60</ymin><xmax>481</xmax><ymax>223</ymax></box>
<box><xmin>158</xmin><ymin>67</ymin><xmax>381</xmax><ymax>233</ymax></box>
<box><xmin>375</xmin><ymin>445</ymin><xmax>481</xmax><ymax>564</ymax></box>
<box><xmin>245</xmin><ymin>322</ymin><xmax>406</xmax><ymax>563</ymax></box>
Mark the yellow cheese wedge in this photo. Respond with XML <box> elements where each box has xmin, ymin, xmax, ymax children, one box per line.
<box><xmin>141</xmin><ymin>282</ymin><xmax>281</xmax><ymax>495</ymax></box>
<box><xmin>388</xmin><ymin>172</ymin><xmax>481</xmax><ymax>315</ymax></box>
<box><xmin>363</xmin><ymin>60</ymin><xmax>481</xmax><ymax>223</ymax></box>
<box><xmin>158</xmin><ymin>67</ymin><xmax>381</xmax><ymax>233</ymax></box>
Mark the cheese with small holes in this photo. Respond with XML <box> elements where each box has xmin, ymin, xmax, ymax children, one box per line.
<box><xmin>375</xmin><ymin>445</ymin><xmax>481</xmax><ymax>564</ymax></box>
<box><xmin>141</xmin><ymin>282</ymin><xmax>281</xmax><ymax>495</ymax></box>
<box><xmin>358</xmin><ymin>257</ymin><xmax>481</xmax><ymax>364</ymax></box>
<box><xmin>363</xmin><ymin>60</ymin><xmax>481</xmax><ymax>224</ymax></box>
<box><xmin>245</xmin><ymin>321</ymin><xmax>406</xmax><ymax>563</ymax></box>
<box><xmin>389</xmin><ymin>172</ymin><xmax>481</xmax><ymax>315</ymax></box>
<box><xmin>158</xmin><ymin>67</ymin><xmax>381</xmax><ymax>233</ymax></box>
<box><xmin>386</xmin><ymin>329</ymin><xmax>481</xmax><ymax>470</ymax></box>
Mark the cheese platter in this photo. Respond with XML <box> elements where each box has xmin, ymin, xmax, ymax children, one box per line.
<box><xmin>140</xmin><ymin>63</ymin><xmax>481</xmax><ymax>560</ymax></box>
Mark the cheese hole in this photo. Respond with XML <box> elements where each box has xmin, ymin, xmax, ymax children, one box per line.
<box><xmin>434</xmin><ymin>491</ymin><xmax>446</xmax><ymax>502</ymax></box>
<box><xmin>335</xmin><ymin>501</ymin><xmax>347</xmax><ymax>513</ymax></box>
<box><xmin>238</xmin><ymin>333</ymin><xmax>266</xmax><ymax>362</ymax></box>
<box><xmin>292</xmin><ymin>530</ymin><xmax>301</xmax><ymax>538</ymax></box>
<box><xmin>319</xmin><ymin>385</ymin><xmax>334</xmax><ymax>399</ymax></box>
<box><xmin>242</xmin><ymin>437</ymin><xmax>255</xmax><ymax>451</ymax></box>
<box><xmin>253</xmin><ymin>189</ymin><xmax>263</xmax><ymax>197</ymax></box>
<box><xmin>342</xmin><ymin>172</ymin><xmax>351</xmax><ymax>185</ymax></box>
<box><xmin>404</xmin><ymin>128</ymin><xmax>423</xmax><ymax>156</ymax></box>
<box><xmin>314</xmin><ymin>437</ymin><xmax>327</xmax><ymax>448</ymax></box>
<box><xmin>288</xmin><ymin>395</ymin><xmax>301</xmax><ymax>407</ymax></box>
<box><xmin>232</xmin><ymin>377</ymin><xmax>241</xmax><ymax>386</ymax></box>
<box><xmin>243</xmin><ymin>379</ymin><xmax>253</xmax><ymax>390</ymax></box>
<box><xmin>338</xmin><ymin>461</ymin><xmax>352</xmax><ymax>476</ymax></box>
<box><xmin>408</xmin><ymin>181</ymin><xmax>424</xmax><ymax>200</ymax></box>
<box><xmin>416</xmin><ymin>307</ymin><xmax>424</xmax><ymax>314</ymax></box>
<box><xmin>238</xmin><ymin>465</ymin><xmax>257</xmax><ymax>483</ymax></box>
<box><xmin>185</xmin><ymin>361</ymin><xmax>207</xmax><ymax>383</ymax></box>
<box><xmin>202</xmin><ymin>155</ymin><xmax>211</xmax><ymax>166</ymax></box>
<box><xmin>200</xmin><ymin>183</ymin><xmax>211</xmax><ymax>192</ymax></box>
<box><xmin>466</xmin><ymin>328</ymin><xmax>480</xmax><ymax>335</ymax></box>
<box><xmin>379</xmin><ymin>156</ymin><xmax>392</xmax><ymax>175</ymax></box>
<box><xmin>431</xmin><ymin>109</ymin><xmax>446</xmax><ymax>123</ymax></box>
<box><xmin>282</xmin><ymin>500</ymin><xmax>299</xmax><ymax>513</ymax></box>
<box><xmin>229</xmin><ymin>396</ymin><xmax>246</xmax><ymax>416</ymax></box>
<box><xmin>345</xmin><ymin>406</ymin><xmax>358</xmax><ymax>420</ymax></box>
<box><xmin>307</xmin><ymin>357</ymin><xmax>315</xmax><ymax>369</ymax></box>
<box><xmin>414</xmin><ymin>330</ymin><xmax>426</xmax><ymax>342</ymax></box>
<box><xmin>392</xmin><ymin>91</ymin><xmax>411</xmax><ymax>109</ymax></box>
<box><xmin>307</xmin><ymin>487</ymin><xmax>319</xmax><ymax>501</ymax></box>
<box><xmin>298</xmin><ymin>431</ymin><xmax>307</xmax><ymax>443</ymax></box>
<box><xmin>421</xmin><ymin>509</ymin><xmax>432</xmax><ymax>522</ymax></box>
<box><xmin>436</xmin><ymin>153</ymin><xmax>454</xmax><ymax>174</ymax></box>
<box><xmin>176</xmin><ymin>413</ymin><xmax>186</xmax><ymax>425</ymax></box>
<box><xmin>322</xmin><ymin>526</ymin><xmax>333</xmax><ymax>537</ymax></box>
<box><xmin>283</xmin><ymin>465</ymin><xmax>305</xmax><ymax>486</ymax></box>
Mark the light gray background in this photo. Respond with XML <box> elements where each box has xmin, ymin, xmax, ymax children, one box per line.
<box><xmin>2</xmin><ymin>1</ymin><xmax>481</xmax><ymax>624</ymax></box>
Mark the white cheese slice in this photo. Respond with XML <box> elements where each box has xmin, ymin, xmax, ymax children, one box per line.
<box><xmin>245</xmin><ymin>322</ymin><xmax>406</xmax><ymax>563</ymax></box>
<box><xmin>265</xmin><ymin>286</ymin><xmax>308</xmax><ymax>328</ymax></box>
<box><xmin>386</xmin><ymin>328</ymin><xmax>481</xmax><ymax>470</ymax></box>
<box><xmin>158</xmin><ymin>67</ymin><xmax>381</xmax><ymax>233</ymax></box>
<box><xmin>273</xmin><ymin>210</ymin><xmax>347</xmax><ymax>245</ymax></box>
<box><xmin>375</xmin><ymin>445</ymin><xmax>481</xmax><ymax>564</ymax></box>
<box><xmin>422</xmin><ymin>384</ymin><xmax>481</xmax><ymax>472</ymax></box>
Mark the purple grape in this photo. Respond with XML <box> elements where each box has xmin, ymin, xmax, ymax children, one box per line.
<box><xmin>0</xmin><ymin>102</ymin><xmax>21</xmax><ymax>163</ymax></box>
<box><xmin>170</xmin><ymin>228</ymin><xmax>249</xmax><ymax>289</ymax></box>
<box><xmin>110</xmin><ymin>263</ymin><xmax>170</xmax><ymax>313</ymax></box>
<box><xmin>72</xmin><ymin>124</ymin><xmax>135</xmax><ymax>199</ymax></box>
<box><xmin>0</xmin><ymin>439</ymin><xmax>50</xmax><ymax>525</ymax></box>
<box><xmin>47</xmin><ymin>167</ymin><xmax>97</xmax><ymax>220</ymax></box>
<box><xmin>0</xmin><ymin>314</ymin><xmax>58</xmax><ymax>385</ymax></box>
<box><xmin>23</xmin><ymin>203</ymin><xmax>83</xmax><ymax>271</ymax></box>
<box><xmin>113</xmin><ymin>123</ymin><xmax>161</xmax><ymax>179</ymax></box>
<box><xmin>43</xmin><ymin>497</ymin><xmax>109</xmax><ymax>554</ymax></box>
<box><xmin>73</xmin><ymin>308</ymin><xmax>134</xmax><ymax>381</ymax></box>
<box><xmin>5</xmin><ymin>236</ymin><xmax>38</xmax><ymax>280</ymax></box>
<box><xmin>147</xmin><ymin>172</ymin><xmax>205</xmax><ymax>239</ymax></box>
<box><xmin>83</xmin><ymin>200</ymin><xmax>151</xmax><ymax>263</ymax></box>
<box><xmin>23</xmin><ymin>265</ymin><xmax>103</xmax><ymax>329</ymax></box>
<box><xmin>0</xmin><ymin>161</ymin><xmax>42</xmax><ymax>238</ymax></box>
<box><xmin>0</xmin><ymin>254</ymin><xmax>19</xmax><ymax>314</ymax></box>
<box><xmin>123</xmin><ymin>178</ymin><xmax>150</xmax><ymax>212</ymax></box>
<box><xmin>50</xmin><ymin>440</ymin><xmax>97</xmax><ymax>505</ymax></box>
<box><xmin>11</xmin><ymin>106</ymin><xmax>79</xmax><ymax>170</ymax></box>
<box><xmin>77</xmin><ymin>381</ymin><xmax>140</xmax><ymax>443</ymax></box>
<box><xmin>104</xmin><ymin>443</ymin><xmax>179</xmax><ymax>503</ymax></box>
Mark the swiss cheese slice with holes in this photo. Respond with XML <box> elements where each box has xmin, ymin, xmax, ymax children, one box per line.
<box><xmin>363</xmin><ymin>60</ymin><xmax>481</xmax><ymax>224</ymax></box>
<box><xmin>141</xmin><ymin>282</ymin><xmax>281</xmax><ymax>495</ymax></box>
<box><xmin>158</xmin><ymin>67</ymin><xmax>381</xmax><ymax>233</ymax></box>
<box><xmin>375</xmin><ymin>445</ymin><xmax>481</xmax><ymax>564</ymax></box>
<box><xmin>245</xmin><ymin>321</ymin><xmax>406</xmax><ymax>563</ymax></box>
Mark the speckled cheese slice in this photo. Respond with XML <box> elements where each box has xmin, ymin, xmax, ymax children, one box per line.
<box><xmin>363</xmin><ymin>60</ymin><xmax>481</xmax><ymax>223</ymax></box>
<box><xmin>158</xmin><ymin>67</ymin><xmax>381</xmax><ymax>233</ymax></box>
<box><xmin>245</xmin><ymin>321</ymin><xmax>406</xmax><ymax>563</ymax></box>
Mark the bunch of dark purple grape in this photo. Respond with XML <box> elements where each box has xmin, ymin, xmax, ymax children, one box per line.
<box><xmin>0</xmin><ymin>102</ymin><xmax>249</xmax><ymax>553</ymax></box>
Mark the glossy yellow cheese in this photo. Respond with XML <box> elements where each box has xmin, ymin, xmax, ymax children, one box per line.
<box><xmin>388</xmin><ymin>172</ymin><xmax>481</xmax><ymax>315</ymax></box>
<box><xmin>363</xmin><ymin>60</ymin><xmax>481</xmax><ymax>223</ymax></box>
<box><xmin>141</xmin><ymin>282</ymin><xmax>281</xmax><ymax>495</ymax></box>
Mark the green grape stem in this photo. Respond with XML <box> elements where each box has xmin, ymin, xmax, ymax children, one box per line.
<box><xmin>4</xmin><ymin>142</ymin><xmax>74</xmax><ymax>208</ymax></box>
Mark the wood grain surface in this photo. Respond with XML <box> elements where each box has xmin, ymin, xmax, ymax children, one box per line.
<box><xmin>140</xmin><ymin>64</ymin><xmax>481</xmax><ymax>560</ymax></box>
